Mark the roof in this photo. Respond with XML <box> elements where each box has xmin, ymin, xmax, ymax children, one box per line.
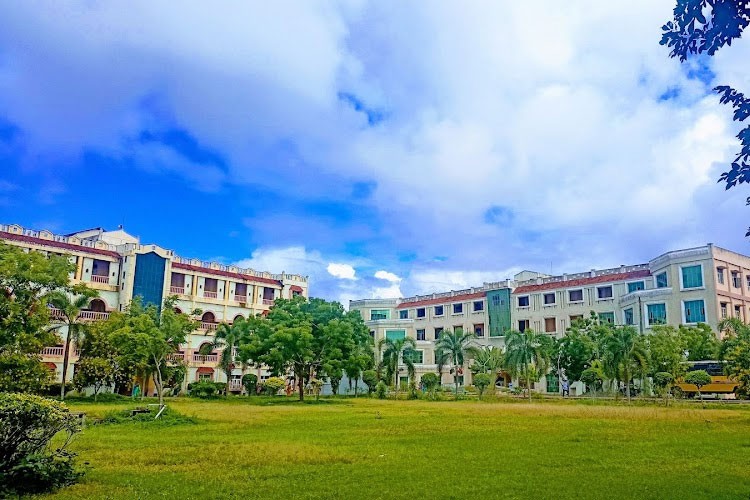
<box><xmin>171</xmin><ymin>262</ymin><xmax>282</xmax><ymax>286</ymax></box>
<box><xmin>396</xmin><ymin>291</ymin><xmax>486</xmax><ymax>309</ymax></box>
<box><xmin>513</xmin><ymin>269</ymin><xmax>652</xmax><ymax>294</ymax></box>
<box><xmin>0</xmin><ymin>231</ymin><xmax>121</xmax><ymax>258</ymax></box>
<box><xmin>290</xmin><ymin>285</ymin><xmax>304</xmax><ymax>293</ymax></box>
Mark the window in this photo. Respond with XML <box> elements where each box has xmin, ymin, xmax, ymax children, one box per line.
<box><xmin>598</xmin><ymin>312</ymin><xmax>615</xmax><ymax>324</ymax></box>
<box><xmin>434</xmin><ymin>305</ymin><xmax>444</xmax><ymax>316</ymax></box>
<box><xmin>627</xmin><ymin>281</ymin><xmax>645</xmax><ymax>293</ymax></box>
<box><xmin>371</xmin><ymin>309</ymin><xmax>390</xmax><ymax>321</ymax></box>
<box><xmin>405</xmin><ymin>350</ymin><xmax>423</xmax><ymax>364</ymax></box>
<box><xmin>416</xmin><ymin>329</ymin><xmax>426</xmax><ymax>341</ymax></box>
<box><xmin>491</xmin><ymin>295</ymin><xmax>501</xmax><ymax>306</ymax></box>
<box><xmin>735</xmin><ymin>305</ymin><xmax>742</xmax><ymax>318</ymax></box>
<box><xmin>369</xmin><ymin>330</ymin><xmax>375</xmax><ymax>338</ymax></box>
<box><xmin>746</xmin><ymin>275</ymin><xmax>750</xmax><ymax>289</ymax></box>
<box><xmin>681</xmin><ymin>265</ymin><xmax>703</xmax><ymax>289</ymax></box>
<box><xmin>597</xmin><ymin>286</ymin><xmax>613</xmax><ymax>300</ymax></box>
<box><xmin>434</xmin><ymin>327</ymin><xmax>443</xmax><ymax>340</ymax></box>
<box><xmin>473</xmin><ymin>300</ymin><xmax>484</xmax><ymax>312</ymax></box>
<box><xmin>385</xmin><ymin>330</ymin><xmax>406</xmax><ymax>341</ymax></box>
<box><xmin>416</xmin><ymin>308</ymin><xmax>426</xmax><ymax>318</ymax></box>
<box><xmin>198</xmin><ymin>372</ymin><xmax>213</xmax><ymax>382</ymax></box>
<box><xmin>517</xmin><ymin>296</ymin><xmax>529</xmax><ymax>307</ymax></box>
<box><xmin>474</xmin><ymin>324</ymin><xmax>484</xmax><ymax>337</ymax></box>
<box><xmin>453</xmin><ymin>303</ymin><xmax>463</xmax><ymax>314</ymax></box>
<box><xmin>543</xmin><ymin>293</ymin><xmax>556</xmax><ymax>305</ymax></box>
<box><xmin>568</xmin><ymin>289</ymin><xmax>583</xmax><ymax>302</ymax></box>
<box><xmin>721</xmin><ymin>302</ymin><xmax>728</xmax><ymax>319</ymax></box>
<box><xmin>399</xmin><ymin>310</ymin><xmax>408</xmax><ymax>319</ymax></box>
<box><xmin>518</xmin><ymin>320</ymin><xmax>529</xmax><ymax>332</ymax></box>
<box><xmin>647</xmin><ymin>303</ymin><xmax>667</xmax><ymax>326</ymax></box>
<box><xmin>717</xmin><ymin>267</ymin><xmax>725</xmax><ymax>284</ymax></box>
<box><xmin>624</xmin><ymin>308</ymin><xmax>634</xmax><ymax>325</ymax></box>
<box><xmin>656</xmin><ymin>272</ymin><xmax>668</xmax><ymax>288</ymax></box>
<box><xmin>570</xmin><ymin>315</ymin><xmax>583</xmax><ymax>324</ymax></box>
<box><xmin>544</xmin><ymin>317</ymin><xmax>556</xmax><ymax>333</ymax></box>
<box><xmin>546</xmin><ymin>374</ymin><xmax>559</xmax><ymax>393</ymax></box>
<box><xmin>684</xmin><ymin>299</ymin><xmax>705</xmax><ymax>323</ymax></box>
<box><xmin>732</xmin><ymin>271</ymin><xmax>741</xmax><ymax>288</ymax></box>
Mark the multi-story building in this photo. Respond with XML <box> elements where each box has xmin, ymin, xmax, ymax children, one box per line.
<box><xmin>0</xmin><ymin>223</ymin><xmax>308</xmax><ymax>392</ymax></box>
<box><xmin>351</xmin><ymin>243</ymin><xmax>750</xmax><ymax>393</ymax></box>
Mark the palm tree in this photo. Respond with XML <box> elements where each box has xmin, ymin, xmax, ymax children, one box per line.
<box><xmin>435</xmin><ymin>347</ymin><xmax>449</xmax><ymax>389</ymax></box>
<box><xmin>47</xmin><ymin>286</ymin><xmax>98</xmax><ymax>400</ymax></box>
<box><xmin>199</xmin><ymin>317</ymin><xmax>250</xmax><ymax>396</ymax></box>
<box><xmin>602</xmin><ymin>326</ymin><xmax>648</xmax><ymax>402</ymax></box>
<box><xmin>504</xmin><ymin>329</ymin><xmax>552</xmax><ymax>401</ymax></box>
<box><xmin>435</xmin><ymin>328</ymin><xmax>474</xmax><ymax>396</ymax></box>
<box><xmin>381</xmin><ymin>337</ymin><xmax>417</xmax><ymax>393</ymax></box>
<box><xmin>469</xmin><ymin>345</ymin><xmax>504</xmax><ymax>389</ymax></box>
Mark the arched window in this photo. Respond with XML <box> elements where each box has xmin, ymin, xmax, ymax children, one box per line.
<box><xmin>173</xmin><ymin>307</ymin><xmax>183</xmax><ymax>314</ymax></box>
<box><xmin>233</xmin><ymin>314</ymin><xmax>245</xmax><ymax>323</ymax></box>
<box><xmin>89</xmin><ymin>299</ymin><xmax>106</xmax><ymax>312</ymax></box>
<box><xmin>201</xmin><ymin>311</ymin><xmax>216</xmax><ymax>323</ymax></box>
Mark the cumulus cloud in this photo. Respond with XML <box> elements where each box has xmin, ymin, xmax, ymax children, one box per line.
<box><xmin>374</xmin><ymin>270</ymin><xmax>401</xmax><ymax>282</ymax></box>
<box><xmin>327</xmin><ymin>262</ymin><xmax>357</xmax><ymax>280</ymax></box>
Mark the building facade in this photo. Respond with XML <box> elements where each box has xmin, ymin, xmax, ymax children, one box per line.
<box><xmin>0</xmin><ymin>223</ymin><xmax>308</xmax><ymax>392</ymax></box>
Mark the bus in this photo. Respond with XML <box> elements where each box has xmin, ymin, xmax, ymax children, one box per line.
<box><xmin>673</xmin><ymin>361</ymin><xmax>738</xmax><ymax>399</ymax></box>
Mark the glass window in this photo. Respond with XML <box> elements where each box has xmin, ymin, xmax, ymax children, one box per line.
<box><xmin>721</xmin><ymin>302</ymin><xmax>728</xmax><ymax>319</ymax></box>
<box><xmin>416</xmin><ymin>329</ymin><xmax>426</xmax><ymax>341</ymax></box>
<box><xmin>434</xmin><ymin>305</ymin><xmax>444</xmax><ymax>316</ymax></box>
<box><xmin>568</xmin><ymin>289</ymin><xmax>583</xmax><ymax>302</ymax></box>
<box><xmin>624</xmin><ymin>308</ymin><xmax>634</xmax><ymax>325</ymax></box>
<box><xmin>544</xmin><ymin>317</ymin><xmax>556</xmax><ymax>333</ymax></box>
<box><xmin>416</xmin><ymin>308</ymin><xmax>425</xmax><ymax>318</ymax></box>
<box><xmin>656</xmin><ymin>272</ymin><xmax>668</xmax><ymax>288</ymax></box>
<box><xmin>517</xmin><ymin>296</ymin><xmax>529</xmax><ymax>307</ymax></box>
<box><xmin>453</xmin><ymin>303</ymin><xmax>463</xmax><ymax>314</ymax></box>
<box><xmin>371</xmin><ymin>309</ymin><xmax>390</xmax><ymax>321</ymax></box>
<box><xmin>405</xmin><ymin>350</ymin><xmax>423</xmax><ymax>364</ymax></box>
<box><xmin>543</xmin><ymin>293</ymin><xmax>556</xmax><ymax>305</ymax></box>
<box><xmin>684</xmin><ymin>299</ymin><xmax>705</xmax><ymax>323</ymax></box>
<box><xmin>473</xmin><ymin>300</ymin><xmax>484</xmax><ymax>312</ymax></box>
<box><xmin>570</xmin><ymin>315</ymin><xmax>583</xmax><ymax>324</ymax></box>
<box><xmin>399</xmin><ymin>310</ymin><xmax>408</xmax><ymax>319</ymax></box>
<box><xmin>681</xmin><ymin>265</ymin><xmax>703</xmax><ymax>289</ymax></box>
<box><xmin>732</xmin><ymin>271</ymin><xmax>741</xmax><ymax>288</ymax></box>
<box><xmin>746</xmin><ymin>275</ymin><xmax>750</xmax><ymax>289</ymax></box>
<box><xmin>491</xmin><ymin>295</ymin><xmax>501</xmax><ymax>306</ymax></box>
<box><xmin>518</xmin><ymin>320</ymin><xmax>529</xmax><ymax>332</ymax></box>
<box><xmin>385</xmin><ymin>330</ymin><xmax>406</xmax><ymax>341</ymax></box>
<box><xmin>627</xmin><ymin>281</ymin><xmax>645</xmax><ymax>293</ymax></box>
<box><xmin>717</xmin><ymin>267</ymin><xmax>725</xmax><ymax>284</ymax></box>
<box><xmin>474</xmin><ymin>324</ymin><xmax>484</xmax><ymax>337</ymax></box>
<box><xmin>647</xmin><ymin>303</ymin><xmax>667</xmax><ymax>326</ymax></box>
<box><xmin>598</xmin><ymin>312</ymin><xmax>615</xmax><ymax>324</ymax></box>
<box><xmin>597</xmin><ymin>286</ymin><xmax>613</xmax><ymax>299</ymax></box>
<box><xmin>434</xmin><ymin>327</ymin><xmax>443</xmax><ymax>340</ymax></box>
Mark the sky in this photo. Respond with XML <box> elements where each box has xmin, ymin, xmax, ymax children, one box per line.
<box><xmin>1</xmin><ymin>1</ymin><xmax>750</xmax><ymax>306</ymax></box>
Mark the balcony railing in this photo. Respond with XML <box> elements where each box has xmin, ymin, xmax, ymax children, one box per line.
<box><xmin>234</xmin><ymin>295</ymin><xmax>246</xmax><ymax>303</ymax></box>
<box><xmin>229</xmin><ymin>380</ymin><xmax>243</xmax><ymax>391</ymax></box>
<box><xmin>262</xmin><ymin>299</ymin><xmax>274</xmax><ymax>305</ymax></box>
<box><xmin>203</xmin><ymin>291</ymin><xmax>218</xmax><ymax>299</ymax></box>
<box><xmin>90</xmin><ymin>275</ymin><xmax>109</xmax><ymax>284</ymax></box>
<box><xmin>201</xmin><ymin>322</ymin><xmax>218</xmax><ymax>331</ymax></box>
<box><xmin>42</xmin><ymin>347</ymin><xmax>64</xmax><ymax>356</ymax></box>
<box><xmin>78</xmin><ymin>311</ymin><xmax>110</xmax><ymax>321</ymax></box>
<box><xmin>48</xmin><ymin>308</ymin><xmax>66</xmax><ymax>320</ymax></box>
<box><xmin>170</xmin><ymin>286</ymin><xmax>186</xmax><ymax>295</ymax></box>
<box><xmin>168</xmin><ymin>353</ymin><xmax>185</xmax><ymax>362</ymax></box>
<box><xmin>193</xmin><ymin>353</ymin><xmax>218</xmax><ymax>363</ymax></box>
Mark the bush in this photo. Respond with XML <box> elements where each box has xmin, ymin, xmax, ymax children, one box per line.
<box><xmin>375</xmin><ymin>381</ymin><xmax>388</xmax><ymax>399</ymax></box>
<box><xmin>362</xmin><ymin>370</ymin><xmax>378</xmax><ymax>395</ymax></box>
<box><xmin>98</xmin><ymin>407</ymin><xmax>198</xmax><ymax>426</ymax></box>
<box><xmin>189</xmin><ymin>380</ymin><xmax>218</xmax><ymax>399</ymax></box>
<box><xmin>242</xmin><ymin>373</ymin><xmax>258</xmax><ymax>395</ymax></box>
<box><xmin>408</xmin><ymin>380</ymin><xmax>419</xmax><ymax>400</ymax></box>
<box><xmin>473</xmin><ymin>373</ymin><xmax>492</xmax><ymax>399</ymax></box>
<box><xmin>0</xmin><ymin>393</ymin><xmax>83</xmax><ymax>496</ymax></box>
<box><xmin>264</xmin><ymin>377</ymin><xmax>286</xmax><ymax>396</ymax></box>
<box><xmin>214</xmin><ymin>382</ymin><xmax>227</xmax><ymax>395</ymax></box>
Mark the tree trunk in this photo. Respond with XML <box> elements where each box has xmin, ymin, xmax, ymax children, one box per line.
<box><xmin>153</xmin><ymin>357</ymin><xmax>164</xmax><ymax>406</ymax></box>
<box><xmin>60</xmin><ymin>325</ymin><xmax>72</xmax><ymax>401</ymax></box>
<box><xmin>625</xmin><ymin>368</ymin><xmax>631</xmax><ymax>403</ymax></box>
<box><xmin>354</xmin><ymin>377</ymin><xmax>359</xmax><ymax>398</ymax></box>
<box><xmin>297</xmin><ymin>367</ymin><xmax>305</xmax><ymax>401</ymax></box>
<box><xmin>526</xmin><ymin>365</ymin><xmax>532</xmax><ymax>402</ymax></box>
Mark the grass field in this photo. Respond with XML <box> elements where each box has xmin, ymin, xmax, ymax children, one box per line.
<box><xmin>44</xmin><ymin>397</ymin><xmax>750</xmax><ymax>499</ymax></box>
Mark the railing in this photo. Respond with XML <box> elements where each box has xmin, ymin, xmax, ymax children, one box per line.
<box><xmin>171</xmin><ymin>255</ymin><xmax>309</xmax><ymax>283</ymax></box>
<box><xmin>79</xmin><ymin>311</ymin><xmax>110</xmax><ymax>321</ymax></box>
<box><xmin>262</xmin><ymin>299</ymin><xmax>274</xmax><ymax>305</ymax></box>
<box><xmin>170</xmin><ymin>286</ymin><xmax>186</xmax><ymax>295</ymax></box>
<box><xmin>42</xmin><ymin>347</ymin><xmax>64</xmax><ymax>356</ymax></box>
<box><xmin>48</xmin><ymin>308</ymin><xmax>66</xmax><ymax>320</ymax></box>
<box><xmin>203</xmin><ymin>291</ymin><xmax>218</xmax><ymax>299</ymax></box>
<box><xmin>193</xmin><ymin>354</ymin><xmax>218</xmax><ymax>363</ymax></box>
<box><xmin>168</xmin><ymin>353</ymin><xmax>185</xmax><ymax>362</ymax></box>
<box><xmin>234</xmin><ymin>295</ymin><xmax>246</xmax><ymax>303</ymax></box>
<box><xmin>90</xmin><ymin>275</ymin><xmax>109</xmax><ymax>284</ymax></box>
<box><xmin>229</xmin><ymin>380</ymin><xmax>243</xmax><ymax>391</ymax></box>
<box><xmin>201</xmin><ymin>322</ymin><xmax>218</xmax><ymax>331</ymax></box>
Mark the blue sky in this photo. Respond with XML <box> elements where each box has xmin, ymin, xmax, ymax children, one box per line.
<box><xmin>1</xmin><ymin>1</ymin><xmax>750</xmax><ymax>305</ymax></box>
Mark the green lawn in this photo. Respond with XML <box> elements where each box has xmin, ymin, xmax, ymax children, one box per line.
<box><xmin>45</xmin><ymin>397</ymin><xmax>750</xmax><ymax>499</ymax></box>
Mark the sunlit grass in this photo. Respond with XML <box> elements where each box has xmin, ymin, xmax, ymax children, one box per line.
<box><xmin>43</xmin><ymin>397</ymin><xmax>750</xmax><ymax>499</ymax></box>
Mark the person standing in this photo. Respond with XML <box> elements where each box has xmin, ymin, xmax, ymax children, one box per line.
<box><xmin>561</xmin><ymin>379</ymin><xmax>570</xmax><ymax>398</ymax></box>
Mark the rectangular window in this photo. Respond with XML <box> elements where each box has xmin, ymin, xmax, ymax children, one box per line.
<box><xmin>627</xmin><ymin>281</ymin><xmax>645</xmax><ymax>293</ymax></box>
<box><xmin>735</xmin><ymin>305</ymin><xmax>742</xmax><ymax>318</ymax></box>
<box><xmin>474</xmin><ymin>324</ymin><xmax>484</xmax><ymax>337</ymax></box>
<box><xmin>453</xmin><ymin>303</ymin><xmax>463</xmax><ymax>314</ymax></box>
<box><xmin>473</xmin><ymin>300</ymin><xmax>484</xmax><ymax>312</ymax></box>
<box><xmin>399</xmin><ymin>310</ymin><xmax>408</xmax><ymax>319</ymax></box>
<box><xmin>434</xmin><ymin>327</ymin><xmax>443</xmax><ymax>340</ymax></box>
<box><xmin>517</xmin><ymin>296</ymin><xmax>529</xmax><ymax>307</ymax></box>
<box><xmin>684</xmin><ymin>299</ymin><xmax>705</xmax><ymax>323</ymax></box>
<box><xmin>717</xmin><ymin>267</ymin><xmax>725</xmax><ymax>284</ymax></box>
<box><xmin>405</xmin><ymin>350</ymin><xmax>423</xmax><ymax>364</ymax></box>
<box><xmin>656</xmin><ymin>272</ymin><xmax>668</xmax><ymax>288</ymax></box>
<box><xmin>434</xmin><ymin>305</ymin><xmax>444</xmax><ymax>316</ymax></box>
<box><xmin>681</xmin><ymin>265</ymin><xmax>703</xmax><ymax>289</ymax></box>
<box><xmin>746</xmin><ymin>275</ymin><xmax>750</xmax><ymax>289</ymax></box>
<box><xmin>647</xmin><ymin>303</ymin><xmax>667</xmax><ymax>326</ymax></box>
<box><xmin>624</xmin><ymin>308</ymin><xmax>634</xmax><ymax>325</ymax></box>
<box><xmin>491</xmin><ymin>295</ymin><xmax>501</xmax><ymax>306</ymax></box>
<box><xmin>568</xmin><ymin>289</ymin><xmax>583</xmax><ymax>302</ymax></box>
<box><xmin>370</xmin><ymin>309</ymin><xmax>390</xmax><ymax>321</ymax></box>
<box><xmin>416</xmin><ymin>329</ymin><xmax>426</xmax><ymax>341</ymax></box>
<box><xmin>598</xmin><ymin>312</ymin><xmax>615</xmax><ymax>324</ymax></box>
<box><xmin>570</xmin><ymin>315</ymin><xmax>583</xmax><ymax>324</ymax></box>
<box><xmin>385</xmin><ymin>329</ymin><xmax>406</xmax><ymax>341</ymax></box>
<box><xmin>544</xmin><ymin>317</ymin><xmax>556</xmax><ymax>333</ymax></box>
<box><xmin>597</xmin><ymin>286</ymin><xmax>613</xmax><ymax>299</ymax></box>
<box><xmin>543</xmin><ymin>293</ymin><xmax>556</xmax><ymax>305</ymax></box>
<box><xmin>732</xmin><ymin>271</ymin><xmax>741</xmax><ymax>288</ymax></box>
<box><xmin>518</xmin><ymin>320</ymin><xmax>529</xmax><ymax>332</ymax></box>
<box><xmin>416</xmin><ymin>308</ymin><xmax>426</xmax><ymax>318</ymax></box>
<box><xmin>721</xmin><ymin>302</ymin><xmax>728</xmax><ymax>319</ymax></box>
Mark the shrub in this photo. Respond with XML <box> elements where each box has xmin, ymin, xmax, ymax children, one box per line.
<box><xmin>189</xmin><ymin>380</ymin><xmax>218</xmax><ymax>399</ymax></box>
<box><xmin>0</xmin><ymin>393</ymin><xmax>83</xmax><ymax>496</ymax></box>
<box><xmin>242</xmin><ymin>373</ymin><xmax>258</xmax><ymax>395</ymax></box>
<box><xmin>473</xmin><ymin>373</ymin><xmax>492</xmax><ymax>399</ymax></box>
<box><xmin>98</xmin><ymin>407</ymin><xmax>198</xmax><ymax>426</ymax></box>
<box><xmin>375</xmin><ymin>381</ymin><xmax>388</xmax><ymax>399</ymax></box>
<box><xmin>309</xmin><ymin>378</ymin><xmax>324</xmax><ymax>400</ymax></box>
<box><xmin>408</xmin><ymin>380</ymin><xmax>419</xmax><ymax>400</ymax></box>
<box><xmin>214</xmin><ymin>382</ymin><xmax>227</xmax><ymax>395</ymax></box>
<box><xmin>264</xmin><ymin>377</ymin><xmax>286</xmax><ymax>396</ymax></box>
<box><xmin>362</xmin><ymin>370</ymin><xmax>378</xmax><ymax>395</ymax></box>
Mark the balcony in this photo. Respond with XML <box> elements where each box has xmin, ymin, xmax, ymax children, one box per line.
<box><xmin>170</xmin><ymin>286</ymin><xmax>186</xmax><ymax>295</ymax></box>
<box><xmin>229</xmin><ymin>380</ymin><xmax>243</xmax><ymax>392</ymax></box>
<box><xmin>201</xmin><ymin>322</ymin><xmax>218</xmax><ymax>331</ymax></box>
<box><xmin>90</xmin><ymin>275</ymin><xmax>109</xmax><ymax>284</ymax></box>
<box><xmin>42</xmin><ymin>347</ymin><xmax>64</xmax><ymax>356</ymax></box>
<box><xmin>203</xmin><ymin>291</ymin><xmax>218</xmax><ymax>299</ymax></box>
<box><xmin>78</xmin><ymin>311</ymin><xmax>110</xmax><ymax>321</ymax></box>
<box><xmin>234</xmin><ymin>295</ymin><xmax>246</xmax><ymax>303</ymax></box>
<box><xmin>168</xmin><ymin>352</ymin><xmax>185</xmax><ymax>362</ymax></box>
<box><xmin>262</xmin><ymin>299</ymin><xmax>274</xmax><ymax>305</ymax></box>
<box><xmin>193</xmin><ymin>353</ymin><xmax>218</xmax><ymax>363</ymax></box>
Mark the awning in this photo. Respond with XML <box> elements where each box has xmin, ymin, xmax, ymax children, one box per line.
<box><xmin>290</xmin><ymin>285</ymin><xmax>304</xmax><ymax>293</ymax></box>
<box><xmin>196</xmin><ymin>367</ymin><xmax>214</xmax><ymax>374</ymax></box>
<box><xmin>43</xmin><ymin>362</ymin><xmax>57</xmax><ymax>370</ymax></box>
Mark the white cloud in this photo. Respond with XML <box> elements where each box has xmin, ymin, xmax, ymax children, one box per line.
<box><xmin>374</xmin><ymin>270</ymin><xmax>401</xmax><ymax>282</ymax></box>
<box><xmin>327</xmin><ymin>262</ymin><xmax>356</xmax><ymax>280</ymax></box>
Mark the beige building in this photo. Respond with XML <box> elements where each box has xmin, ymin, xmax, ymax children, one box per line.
<box><xmin>0</xmin><ymin>223</ymin><xmax>308</xmax><ymax>392</ymax></box>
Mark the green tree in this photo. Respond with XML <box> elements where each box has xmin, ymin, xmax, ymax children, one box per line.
<box><xmin>684</xmin><ymin>370</ymin><xmax>712</xmax><ymax>403</ymax></box>
<box><xmin>361</xmin><ymin>370</ymin><xmax>378</xmax><ymax>396</ymax></box>
<box><xmin>420</xmin><ymin>372</ymin><xmax>440</xmax><ymax>399</ymax></box>
<box><xmin>602</xmin><ymin>326</ymin><xmax>648</xmax><ymax>402</ymax></box>
<box><xmin>680</xmin><ymin>323</ymin><xmax>721</xmax><ymax>361</ymax></box>
<box><xmin>72</xmin><ymin>319</ymin><xmax>120</xmax><ymax>400</ymax></box>
<box><xmin>344</xmin><ymin>342</ymin><xmax>373</xmax><ymax>397</ymax></box>
<box><xmin>648</xmin><ymin>325</ymin><xmax>688</xmax><ymax>380</ymax></box>
<box><xmin>199</xmin><ymin>317</ymin><xmax>250</xmax><ymax>396</ymax></box>
<box><xmin>381</xmin><ymin>337</ymin><xmax>417</xmax><ymax>393</ymax></box>
<box><xmin>241</xmin><ymin>373</ymin><xmax>258</xmax><ymax>395</ymax></box>
<box><xmin>435</xmin><ymin>328</ymin><xmax>474</xmax><ymax>396</ymax></box>
<box><xmin>581</xmin><ymin>364</ymin><xmax>604</xmax><ymax>399</ymax></box>
<box><xmin>504</xmin><ymin>329</ymin><xmax>553</xmax><ymax>401</ymax></box>
<box><xmin>0</xmin><ymin>243</ymin><xmax>74</xmax><ymax>393</ymax></box>
<box><xmin>264</xmin><ymin>376</ymin><xmax>286</xmax><ymax>396</ymax></box>
<box><xmin>375</xmin><ymin>380</ymin><xmax>387</xmax><ymax>399</ymax></box>
<box><xmin>719</xmin><ymin>318</ymin><xmax>750</xmax><ymax>398</ymax></box>
<box><xmin>469</xmin><ymin>345</ymin><xmax>504</xmax><ymax>389</ymax></box>
<box><xmin>473</xmin><ymin>373</ymin><xmax>491</xmax><ymax>400</ymax></box>
<box><xmin>47</xmin><ymin>284</ymin><xmax>99</xmax><ymax>400</ymax></box>
<box><xmin>653</xmin><ymin>372</ymin><xmax>674</xmax><ymax>407</ymax></box>
<box><xmin>557</xmin><ymin>326</ymin><xmax>597</xmax><ymax>384</ymax></box>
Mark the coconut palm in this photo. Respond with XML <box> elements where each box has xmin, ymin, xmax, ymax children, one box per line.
<box><xmin>504</xmin><ymin>329</ymin><xmax>552</xmax><ymax>401</ymax></box>
<box><xmin>381</xmin><ymin>337</ymin><xmax>417</xmax><ymax>392</ymax></box>
<box><xmin>435</xmin><ymin>347</ymin><xmax>449</xmax><ymax>388</ymax></box>
<box><xmin>469</xmin><ymin>345</ymin><xmax>504</xmax><ymax>389</ymax></box>
<box><xmin>435</xmin><ymin>328</ymin><xmax>475</xmax><ymax>395</ymax></box>
<box><xmin>47</xmin><ymin>285</ymin><xmax>98</xmax><ymax>400</ymax></box>
<box><xmin>199</xmin><ymin>317</ymin><xmax>251</xmax><ymax>395</ymax></box>
<box><xmin>601</xmin><ymin>326</ymin><xmax>648</xmax><ymax>402</ymax></box>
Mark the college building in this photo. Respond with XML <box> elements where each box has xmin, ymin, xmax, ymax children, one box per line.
<box><xmin>350</xmin><ymin>243</ymin><xmax>750</xmax><ymax>393</ymax></box>
<box><xmin>0</xmin><ymin>223</ymin><xmax>308</xmax><ymax>392</ymax></box>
